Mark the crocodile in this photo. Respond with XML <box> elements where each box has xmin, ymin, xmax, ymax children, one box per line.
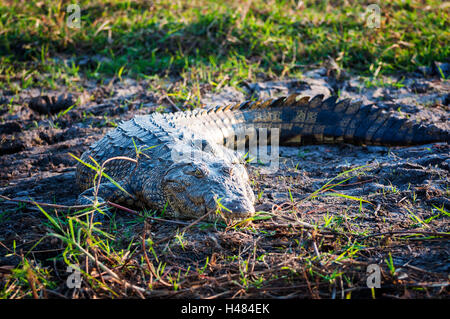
<box><xmin>76</xmin><ymin>94</ymin><xmax>449</xmax><ymax>221</ymax></box>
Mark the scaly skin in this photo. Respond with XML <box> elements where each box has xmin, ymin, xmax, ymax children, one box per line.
<box><xmin>76</xmin><ymin>94</ymin><xmax>449</xmax><ymax>221</ymax></box>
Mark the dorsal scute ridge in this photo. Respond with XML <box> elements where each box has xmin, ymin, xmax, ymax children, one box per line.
<box><xmin>205</xmin><ymin>94</ymin><xmax>344</xmax><ymax>114</ymax></box>
<box><xmin>322</xmin><ymin>96</ymin><xmax>338</xmax><ymax>109</ymax></box>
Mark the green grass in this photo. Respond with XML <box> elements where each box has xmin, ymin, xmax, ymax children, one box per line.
<box><xmin>0</xmin><ymin>0</ymin><xmax>448</xmax><ymax>93</ymax></box>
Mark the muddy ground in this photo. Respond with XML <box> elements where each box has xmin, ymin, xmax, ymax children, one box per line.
<box><xmin>0</xmin><ymin>69</ymin><xmax>449</xmax><ymax>298</ymax></box>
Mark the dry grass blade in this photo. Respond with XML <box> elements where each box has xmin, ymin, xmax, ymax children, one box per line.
<box><xmin>0</xmin><ymin>194</ymin><xmax>102</xmax><ymax>210</ymax></box>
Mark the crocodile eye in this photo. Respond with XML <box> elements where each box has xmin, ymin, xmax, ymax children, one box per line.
<box><xmin>194</xmin><ymin>168</ymin><xmax>205</xmax><ymax>178</ymax></box>
<box><xmin>183</xmin><ymin>164</ymin><xmax>208</xmax><ymax>178</ymax></box>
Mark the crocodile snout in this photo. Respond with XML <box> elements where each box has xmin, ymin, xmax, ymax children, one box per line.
<box><xmin>207</xmin><ymin>197</ymin><xmax>255</xmax><ymax>219</ymax></box>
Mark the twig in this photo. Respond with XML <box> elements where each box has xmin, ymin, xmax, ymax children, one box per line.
<box><xmin>204</xmin><ymin>291</ymin><xmax>230</xmax><ymax>299</ymax></box>
<box><xmin>0</xmin><ymin>194</ymin><xmax>100</xmax><ymax>210</ymax></box>
<box><xmin>312</xmin><ymin>240</ymin><xmax>321</xmax><ymax>261</ymax></box>
<box><xmin>45</xmin><ymin>289</ymin><xmax>68</xmax><ymax>299</ymax></box>
<box><xmin>158</xmin><ymin>89</ymin><xmax>181</xmax><ymax>112</ymax></box>
<box><xmin>403</xmin><ymin>264</ymin><xmax>436</xmax><ymax>275</ymax></box>
<box><xmin>142</xmin><ymin>222</ymin><xmax>154</xmax><ymax>288</ymax></box>
<box><xmin>93</xmin><ymin>250</ymin><xmax>106</xmax><ymax>287</ymax></box>
<box><xmin>361</xmin><ymin>230</ymin><xmax>450</xmax><ymax>240</ymax></box>
<box><xmin>93</xmin><ymin>156</ymin><xmax>138</xmax><ymax>200</ymax></box>
<box><xmin>215</xmin><ymin>75</ymin><xmax>230</xmax><ymax>91</ymax></box>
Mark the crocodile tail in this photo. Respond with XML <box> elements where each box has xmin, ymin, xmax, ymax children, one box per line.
<box><xmin>234</xmin><ymin>94</ymin><xmax>449</xmax><ymax>146</ymax></box>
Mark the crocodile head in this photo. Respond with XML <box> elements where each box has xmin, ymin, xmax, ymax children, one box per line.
<box><xmin>162</xmin><ymin>150</ymin><xmax>255</xmax><ymax>222</ymax></box>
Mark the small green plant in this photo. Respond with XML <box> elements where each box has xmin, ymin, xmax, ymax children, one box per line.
<box><xmin>7</xmin><ymin>97</ymin><xmax>15</xmax><ymax>114</ymax></box>
<box><xmin>167</xmin><ymin>269</ymin><xmax>182</xmax><ymax>291</ymax></box>
<box><xmin>323</xmin><ymin>212</ymin><xmax>334</xmax><ymax>228</ymax></box>
<box><xmin>385</xmin><ymin>253</ymin><xmax>396</xmax><ymax>276</ymax></box>
<box><xmin>257</xmin><ymin>190</ymin><xmax>264</xmax><ymax>201</ymax></box>
<box><xmin>287</xmin><ymin>188</ymin><xmax>294</xmax><ymax>203</ymax></box>
<box><xmin>197</xmin><ymin>256</ymin><xmax>209</xmax><ymax>275</ymax></box>
<box><xmin>174</xmin><ymin>231</ymin><xmax>187</xmax><ymax>250</ymax></box>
